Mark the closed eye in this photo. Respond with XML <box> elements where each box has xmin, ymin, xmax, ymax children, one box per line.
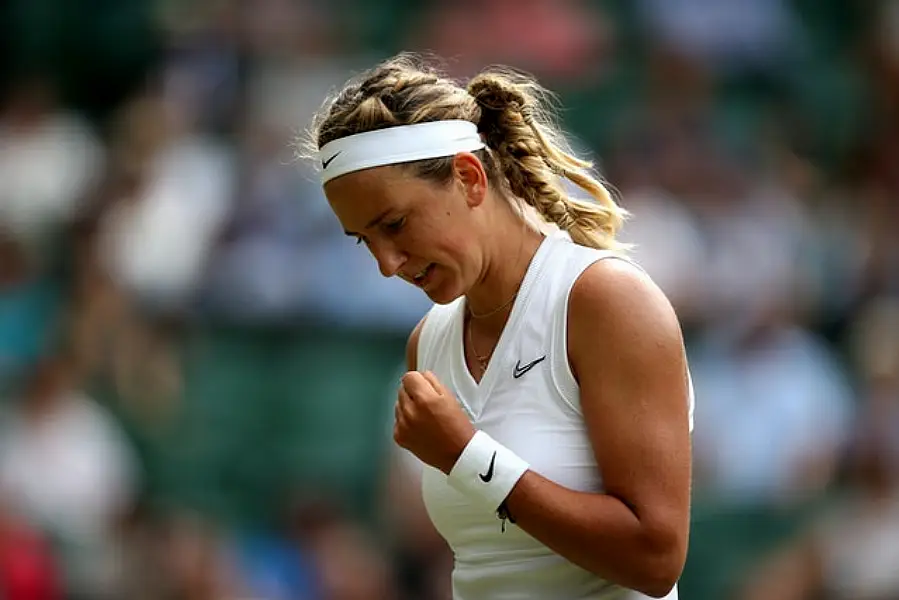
<box><xmin>382</xmin><ymin>217</ymin><xmax>406</xmax><ymax>235</ymax></box>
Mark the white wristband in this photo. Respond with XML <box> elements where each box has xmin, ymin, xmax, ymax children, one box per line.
<box><xmin>447</xmin><ymin>430</ymin><xmax>530</xmax><ymax>511</ymax></box>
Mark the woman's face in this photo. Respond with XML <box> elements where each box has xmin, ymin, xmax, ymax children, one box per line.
<box><xmin>323</xmin><ymin>154</ymin><xmax>490</xmax><ymax>304</ymax></box>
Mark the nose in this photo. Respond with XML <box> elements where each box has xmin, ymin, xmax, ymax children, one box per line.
<box><xmin>371</xmin><ymin>241</ymin><xmax>407</xmax><ymax>278</ymax></box>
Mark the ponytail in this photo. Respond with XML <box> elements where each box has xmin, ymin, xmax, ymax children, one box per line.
<box><xmin>467</xmin><ymin>69</ymin><xmax>628</xmax><ymax>251</ymax></box>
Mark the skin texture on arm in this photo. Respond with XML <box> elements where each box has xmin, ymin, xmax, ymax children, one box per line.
<box><xmin>406</xmin><ymin>315</ymin><xmax>426</xmax><ymax>372</ymax></box>
<box><xmin>499</xmin><ymin>258</ymin><xmax>693</xmax><ymax>598</ymax></box>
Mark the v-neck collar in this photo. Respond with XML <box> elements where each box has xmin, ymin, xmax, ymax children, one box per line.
<box><xmin>450</xmin><ymin>232</ymin><xmax>561</xmax><ymax>421</ymax></box>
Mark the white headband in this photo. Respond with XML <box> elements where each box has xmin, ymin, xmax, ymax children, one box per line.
<box><xmin>316</xmin><ymin>120</ymin><xmax>485</xmax><ymax>184</ymax></box>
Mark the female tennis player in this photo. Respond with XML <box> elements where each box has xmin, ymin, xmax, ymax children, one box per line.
<box><xmin>302</xmin><ymin>53</ymin><xmax>693</xmax><ymax>600</ymax></box>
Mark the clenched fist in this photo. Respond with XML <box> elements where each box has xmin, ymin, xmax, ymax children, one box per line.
<box><xmin>394</xmin><ymin>371</ymin><xmax>476</xmax><ymax>474</ymax></box>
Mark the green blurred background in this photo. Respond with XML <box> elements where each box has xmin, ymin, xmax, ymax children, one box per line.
<box><xmin>0</xmin><ymin>1</ymin><xmax>897</xmax><ymax>599</ymax></box>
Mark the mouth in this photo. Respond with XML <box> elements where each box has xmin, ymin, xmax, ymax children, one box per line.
<box><xmin>410</xmin><ymin>263</ymin><xmax>435</xmax><ymax>288</ymax></box>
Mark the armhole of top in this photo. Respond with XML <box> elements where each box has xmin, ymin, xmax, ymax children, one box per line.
<box><xmin>549</xmin><ymin>253</ymin><xmax>638</xmax><ymax>415</ymax></box>
<box><xmin>686</xmin><ymin>368</ymin><xmax>696</xmax><ymax>433</ymax></box>
<box><xmin>416</xmin><ymin>311</ymin><xmax>436</xmax><ymax>373</ymax></box>
<box><xmin>416</xmin><ymin>302</ymin><xmax>456</xmax><ymax>372</ymax></box>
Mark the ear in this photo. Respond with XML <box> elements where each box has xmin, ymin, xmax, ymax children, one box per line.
<box><xmin>452</xmin><ymin>152</ymin><xmax>488</xmax><ymax>208</ymax></box>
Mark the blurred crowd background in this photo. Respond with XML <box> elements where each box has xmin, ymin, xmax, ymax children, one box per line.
<box><xmin>0</xmin><ymin>0</ymin><xmax>898</xmax><ymax>599</ymax></box>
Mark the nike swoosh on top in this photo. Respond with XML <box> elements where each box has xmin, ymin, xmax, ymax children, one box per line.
<box><xmin>513</xmin><ymin>355</ymin><xmax>546</xmax><ymax>379</ymax></box>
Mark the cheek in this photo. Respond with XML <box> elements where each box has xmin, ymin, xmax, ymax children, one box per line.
<box><xmin>410</xmin><ymin>221</ymin><xmax>466</xmax><ymax>257</ymax></box>
<box><xmin>428</xmin><ymin>234</ymin><xmax>476</xmax><ymax>276</ymax></box>
<box><xmin>407</xmin><ymin>202</ymin><xmax>476</xmax><ymax>264</ymax></box>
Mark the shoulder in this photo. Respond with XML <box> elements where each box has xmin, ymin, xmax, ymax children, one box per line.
<box><xmin>406</xmin><ymin>314</ymin><xmax>428</xmax><ymax>372</ymax></box>
<box><xmin>407</xmin><ymin>298</ymin><xmax>465</xmax><ymax>371</ymax></box>
<box><xmin>567</xmin><ymin>257</ymin><xmax>684</xmax><ymax>375</ymax></box>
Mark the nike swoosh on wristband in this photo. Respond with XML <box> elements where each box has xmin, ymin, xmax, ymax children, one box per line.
<box><xmin>479</xmin><ymin>451</ymin><xmax>497</xmax><ymax>482</ymax></box>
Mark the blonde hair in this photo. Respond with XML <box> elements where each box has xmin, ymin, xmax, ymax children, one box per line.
<box><xmin>304</xmin><ymin>53</ymin><xmax>628</xmax><ymax>251</ymax></box>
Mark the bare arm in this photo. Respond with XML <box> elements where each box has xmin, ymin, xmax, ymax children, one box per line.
<box><xmin>387</xmin><ymin>315</ymin><xmax>456</xmax><ymax>592</ymax></box>
<box><xmin>501</xmin><ymin>260</ymin><xmax>692</xmax><ymax>598</ymax></box>
<box><xmin>406</xmin><ymin>315</ymin><xmax>427</xmax><ymax>371</ymax></box>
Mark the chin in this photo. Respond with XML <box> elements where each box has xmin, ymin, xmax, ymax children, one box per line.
<box><xmin>423</xmin><ymin>279</ymin><xmax>465</xmax><ymax>305</ymax></box>
<box><xmin>424</xmin><ymin>288</ymin><xmax>460</xmax><ymax>305</ymax></box>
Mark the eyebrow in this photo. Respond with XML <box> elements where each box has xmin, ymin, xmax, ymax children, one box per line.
<box><xmin>343</xmin><ymin>209</ymin><xmax>392</xmax><ymax>237</ymax></box>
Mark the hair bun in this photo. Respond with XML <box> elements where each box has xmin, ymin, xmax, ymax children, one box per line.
<box><xmin>467</xmin><ymin>75</ymin><xmax>529</xmax><ymax>113</ymax></box>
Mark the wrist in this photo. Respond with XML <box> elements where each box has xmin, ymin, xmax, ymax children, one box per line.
<box><xmin>447</xmin><ymin>430</ymin><xmax>529</xmax><ymax>511</ymax></box>
<box><xmin>440</xmin><ymin>425</ymin><xmax>477</xmax><ymax>475</ymax></box>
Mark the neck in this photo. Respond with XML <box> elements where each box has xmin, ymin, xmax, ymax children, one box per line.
<box><xmin>466</xmin><ymin>220</ymin><xmax>544</xmax><ymax>329</ymax></box>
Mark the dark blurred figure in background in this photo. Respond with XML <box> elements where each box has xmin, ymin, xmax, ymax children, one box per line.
<box><xmin>739</xmin><ymin>297</ymin><xmax>899</xmax><ymax>600</ymax></box>
<box><xmin>0</xmin><ymin>353</ymin><xmax>138</xmax><ymax>600</ymax></box>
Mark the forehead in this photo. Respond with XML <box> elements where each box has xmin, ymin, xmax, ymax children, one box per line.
<box><xmin>323</xmin><ymin>166</ymin><xmax>436</xmax><ymax>227</ymax></box>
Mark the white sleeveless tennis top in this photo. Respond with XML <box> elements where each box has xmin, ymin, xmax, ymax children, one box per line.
<box><xmin>416</xmin><ymin>231</ymin><xmax>693</xmax><ymax>600</ymax></box>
